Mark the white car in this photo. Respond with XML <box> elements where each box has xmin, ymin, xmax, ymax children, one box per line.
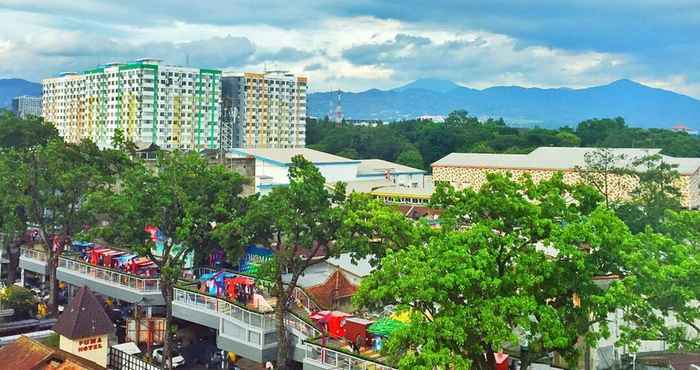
<box><xmin>152</xmin><ymin>348</ymin><xmax>185</xmax><ymax>368</ymax></box>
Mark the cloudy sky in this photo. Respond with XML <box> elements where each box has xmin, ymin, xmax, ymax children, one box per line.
<box><xmin>1</xmin><ymin>0</ymin><xmax>699</xmax><ymax>97</ymax></box>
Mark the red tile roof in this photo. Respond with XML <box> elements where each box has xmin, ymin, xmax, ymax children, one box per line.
<box><xmin>0</xmin><ymin>336</ymin><xmax>104</xmax><ymax>370</ymax></box>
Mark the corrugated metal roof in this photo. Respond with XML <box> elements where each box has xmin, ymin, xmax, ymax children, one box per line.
<box><xmin>357</xmin><ymin>159</ymin><xmax>425</xmax><ymax>175</ymax></box>
<box><xmin>432</xmin><ymin>147</ymin><xmax>700</xmax><ymax>175</ymax></box>
<box><xmin>229</xmin><ymin>148</ymin><xmax>359</xmax><ymax>165</ymax></box>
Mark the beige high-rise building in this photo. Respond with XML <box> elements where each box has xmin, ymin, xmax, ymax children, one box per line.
<box><xmin>221</xmin><ymin>71</ymin><xmax>307</xmax><ymax>150</ymax></box>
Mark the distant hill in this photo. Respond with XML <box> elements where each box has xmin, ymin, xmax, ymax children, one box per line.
<box><xmin>0</xmin><ymin>79</ymin><xmax>42</xmax><ymax>108</ymax></box>
<box><xmin>308</xmin><ymin>78</ymin><xmax>700</xmax><ymax>129</ymax></box>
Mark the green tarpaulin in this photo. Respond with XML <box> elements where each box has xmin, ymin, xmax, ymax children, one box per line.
<box><xmin>368</xmin><ymin>318</ymin><xmax>407</xmax><ymax>337</ymax></box>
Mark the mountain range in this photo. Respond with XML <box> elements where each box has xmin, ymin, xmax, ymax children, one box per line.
<box><xmin>309</xmin><ymin>78</ymin><xmax>700</xmax><ymax>129</ymax></box>
<box><xmin>0</xmin><ymin>78</ymin><xmax>42</xmax><ymax>108</ymax></box>
<box><xmin>2</xmin><ymin>77</ymin><xmax>699</xmax><ymax>130</ymax></box>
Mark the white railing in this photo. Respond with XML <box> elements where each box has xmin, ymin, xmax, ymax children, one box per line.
<box><xmin>58</xmin><ymin>257</ymin><xmax>160</xmax><ymax>292</ymax></box>
<box><xmin>20</xmin><ymin>247</ymin><xmax>47</xmax><ymax>262</ymax></box>
<box><xmin>188</xmin><ymin>266</ymin><xmax>324</xmax><ymax>313</ymax></box>
<box><xmin>285</xmin><ymin>312</ymin><xmax>321</xmax><ymax>339</ymax></box>
<box><xmin>219</xmin><ymin>297</ymin><xmax>276</xmax><ymax>331</ymax></box>
<box><xmin>173</xmin><ymin>287</ymin><xmax>276</xmax><ymax>331</ymax></box>
<box><xmin>292</xmin><ymin>285</ymin><xmax>323</xmax><ymax>313</ymax></box>
<box><xmin>305</xmin><ymin>341</ymin><xmax>397</xmax><ymax>370</ymax></box>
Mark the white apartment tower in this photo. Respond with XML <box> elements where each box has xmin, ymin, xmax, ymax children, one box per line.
<box><xmin>42</xmin><ymin>59</ymin><xmax>221</xmax><ymax>150</ymax></box>
<box><xmin>12</xmin><ymin>95</ymin><xmax>42</xmax><ymax>118</ymax></box>
<box><xmin>221</xmin><ymin>71</ymin><xmax>307</xmax><ymax>150</ymax></box>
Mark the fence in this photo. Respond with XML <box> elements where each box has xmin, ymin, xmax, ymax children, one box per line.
<box><xmin>291</xmin><ymin>285</ymin><xmax>323</xmax><ymax>313</ymax></box>
<box><xmin>305</xmin><ymin>341</ymin><xmax>397</xmax><ymax>370</ymax></box>
<box><xmin>20</xmin><ymin>247</ymin><xmax>47</xmax><ymax>262</ymax></box>
<box><xmin>59</xmin><ymin>257</ymin><xmax>160</xmax><ymax>292</ymax></box>
<box><xmin>108</xmin><ymin>346</ymin><xmax>159</xmax><ymax>370</ymax></box>
<box><xmin>285</xmin><ymin>312</ymin><xmax>321</xmax><ymax>339</ymax></box>
<box><xmin>187</xmin><ymin>265</ymin><xmax>325</xmax><ymax>313</ymax></box>
<box><xmin>173</xmin><ymin>287</ymin><xmax>276</xmax><ymax>331</ymax></box>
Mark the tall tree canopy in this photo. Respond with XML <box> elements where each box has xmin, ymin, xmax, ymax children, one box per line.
<box><xmin>217</xmin><ymin>155</ymin><xmax>418</xmax><ymax>369</ymax></box>
<box><xmin>307</xmin><ymin>114</ymin><xmax>700</xmax><ymax>170</ymax></box>
<box><xmin>86</xmin><ymin>150</ymin><xmax>247</xmax><ymax>369</ymax></box>
<box><xmin>0</xmin><ymin>138</ymin><xmax>126</xmax><ymax>313</ymax></box>
<box><xmin>354</xmin><ymin>173</ymin><xmax>699</xmax><ymax>370</ymax></box>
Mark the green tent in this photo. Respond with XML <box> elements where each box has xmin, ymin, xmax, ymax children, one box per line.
<box><xmin>368</xmin><ymin>318</ymin><xmax>407</xmax><ymax>337</ymax></box>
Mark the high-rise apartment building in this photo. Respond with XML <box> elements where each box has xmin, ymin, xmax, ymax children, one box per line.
<box><xmin>221</xmin><ymin>71</ymin><xmax>307</xmax><ymax>150</ymax></box>
<box><xmin>11</xmin><ymin>95</ymin><xmax>42</xmax><ymax>118</ymax></box>
<box><xmin>42</xmin><ymin>59</ymin><xmax>221</xmax><ymax>150</ymax></box>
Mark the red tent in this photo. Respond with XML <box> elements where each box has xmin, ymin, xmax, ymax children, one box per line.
<box><xmin>229</xmin><ymin>276</ymin><xmax>254</xmax><ymax>285</ymax></box>
<box><xmin>89</xmin><ymin>248</ymin><xmax>108</xmax><ymax>265</ymax></box>
<box><xmin>495</xmin><ymin>352</ymin><xmax>509</xmax><ymax>370</ymax></box>
<box><xmin>103</xmin><ymin>250</ymin><xmax>125</xmax><ymax>267</ymax></box>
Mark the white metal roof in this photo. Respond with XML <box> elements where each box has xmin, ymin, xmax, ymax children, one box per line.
<box><xmin>432</xmin><ymin>147</ymin><xmax>700</xmax><ymax>175</ymax></box>
<box><xmin>357</xmin><ymin>159</ymin><xmax>425</xmax><ymax>176</ymax></box>
<box><xmin>230</xmin><ymin>148</ymin><xmax>359</xmax><ymax>165</ymax></box>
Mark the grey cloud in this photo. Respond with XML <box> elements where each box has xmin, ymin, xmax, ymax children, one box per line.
<box><xmin>304</xmin><ymin>63</ymin><xmax>324</xmax><ymax>72</ymax></box>
<box><xmin>253</xmin><ymin>47</ymin><xmax>314</xmax><ymax>63</ymax></box>
<box><xmin>341</xmin><ymin>33</ymin><xmax>639</xmax><ymax>89</ymax></box>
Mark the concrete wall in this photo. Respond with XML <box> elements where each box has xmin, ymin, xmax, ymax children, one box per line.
<box><xmin>60</xmin><ymin>334</ymin><xmax>109</xmax><ymax>368</ymax></box>
<box><xmin>433</xmin><ymin>166</ymin><xmax>699</xmax><ymax>208</ymax></box>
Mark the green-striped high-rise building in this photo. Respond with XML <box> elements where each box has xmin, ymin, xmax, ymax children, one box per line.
<box><xmin>42</xmin><ymin>58</ymin><xmax>221</xmax><ymax>151</ymax></box>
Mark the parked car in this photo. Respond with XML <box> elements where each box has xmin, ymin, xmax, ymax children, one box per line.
<box><xmin>152</xmin><ymin>348</ymin><xmax>186</xmax><ymax>368</ymax></box>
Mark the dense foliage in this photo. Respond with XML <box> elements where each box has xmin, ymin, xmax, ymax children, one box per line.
<box><xmin>216</xmin><ymin>156</ymin><xmax>418</xmax><ymax>368</ymax></box>
<box><xmin>308</xmin><ymin>112</ymin><xmax>700</xmax><ymax>170</ymax></box>
<box><xmin>355</xmin><ymin>174</ymin><xmax>700</xmax><ymax>370</ymax></box>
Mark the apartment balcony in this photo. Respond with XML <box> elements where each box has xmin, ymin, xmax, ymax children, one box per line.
<box><xmin>302</xmin><ymin>341</ymin><xmax>397</xmax><ymax>370</ymax></box>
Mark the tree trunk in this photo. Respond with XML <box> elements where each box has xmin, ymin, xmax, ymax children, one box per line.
<box><xmin>275</xmin><ymin>286</ymin><xmax>289</xmax><ymax>370</ymax></box>
<box><xmin>161</xmin><ymin>281</ymin><xmax>174</xmax><ymax>370</ymax></box>
<box><xmin>38</xmin><ymin>230</ymin><xmax>58</xmax><ymax>317</ymax></box>
<box><xmin>6</xmin><ymin>237</ymin><xmax>21</xmax><ymax>283</ymax></box>
<box><xmin>48</xmin><ymin>251</ymin><xmax>58</xmax><ymax>315</ymax></box>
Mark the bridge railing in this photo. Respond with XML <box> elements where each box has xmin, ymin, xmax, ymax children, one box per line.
<box><xmin>173</xmin><ymin>286</ymin><xmax>276</xmax><ymax>331</ymax></box>
<box><xmin>58</xmin><ymin>256</ymin><xmax>160</xmax><ymax>292</ymax></box>
<box><xmin>20</xmin><ymin>246</ymin><xmax>47</xmax><ymax>262</ymax></box>
<box><xmin>304</xmin><ymin>341</ymin><xmax>397</xmax><ymax>370</ymax></box>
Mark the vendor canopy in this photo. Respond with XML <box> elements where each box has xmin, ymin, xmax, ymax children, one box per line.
<box><xmin>368</xmin><ymin>318</ymin><xmax>407</xmax><ymax>337</ymax></box>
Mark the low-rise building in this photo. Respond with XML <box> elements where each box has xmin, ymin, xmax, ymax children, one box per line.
<box><xmin>228</xmin><ymin>148</ymin><xmax>427</xmax><ymax>194</ymax></box>
<box><xmin>0</xmin><ymin>335</ymin><xmax>106</xmax><ymax>370</ymax></box>
<box><xmin>432</xmin><ymin>147</ymin><xmax>700</xmax><ymax>209</ymax></box>
<box><xmin>53</xmin><ymin>286</ymin><xmax>116</xmax><ymax>368</ymax></box>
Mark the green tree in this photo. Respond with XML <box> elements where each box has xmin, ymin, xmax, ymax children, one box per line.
<box><xmin>0</xmin><ymin>149</ymin><xmax>28</xmax><ymax>283</ymax></box>
<box><xmin>0</xmin><ymin>285</ymin><xmax>37</xmax><ymax>319</ymax></box>
<box><xmin>575</xmin><ymin>148</ymin><xmax>630</xmax><ymax>208</ymax></box>
<box><xmin>0</xmin><ymin>114</ymin><xmax>60</xmax><ymax>283</ymax></box>
<box><xmin>219</xmin><ymin>156</ymin><xmax>416</xmax><ymax>369</ymax></box>
<box><xmin>612</xmin><ymin>224</ymin><xmax>700</xmax><ymax>352</ymax></box>
<box><xmin>0</xmin><ymin>112</ymin><xmax>59</xmax><ymax>150</ymax></box>
<box><xmin>576</xmin><ymin>117</ymin><xmax>626</xmax><ymax>146</ymax></box>
<box><xmin>395</xmin><ymin>146</ymin><xmax>425</xmax><ymax>170</ymax></box>
<box><xmin>355</xmin><ymin>173</ymin><xmax>656</xmax><ymax>370</ymax></box>
<box><xmin>17</xmin><ymin>139</ymin><xmax>123</xmax><ymax>314</ymax></box>
<box><xmin>87</xmin><ymin>151</ymin><xmax>247</xmax><ymax>370</ymax></box>
<box><xmin>615</xmin><ymin>154</ymin><xmax>682</xmax><ymax>232</ymax></box>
